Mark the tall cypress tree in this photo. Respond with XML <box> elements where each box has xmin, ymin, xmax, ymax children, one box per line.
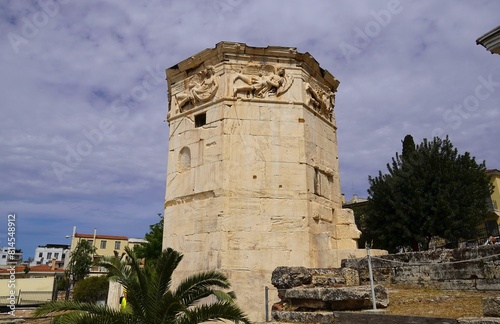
<box><xmin>363</xmin><ymin>135</ymin><xmax>492</xmax><ymax>253</ymax></box>
<box><xmin>401</xmin><ymin>134</ymin><xmax>415</xmax><ymax>161</ymax></box>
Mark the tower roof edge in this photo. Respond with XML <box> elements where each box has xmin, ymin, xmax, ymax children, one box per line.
<box><xmin>166</xmin><ymin>42</ymin><xmax>339</xmax><ymax>90</ymax></box>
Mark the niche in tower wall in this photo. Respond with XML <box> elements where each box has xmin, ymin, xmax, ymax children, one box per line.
<box><xmin>178</xmin><ymin>146</ymin><xmax>191</xmax><ymax>172</ymax></box>
<box><xmin>314</xmin><ymin>167</ymin><xmax>333</xmax><ymax>199</ymax></box>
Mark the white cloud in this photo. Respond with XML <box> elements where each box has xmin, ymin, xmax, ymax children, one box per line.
<box><xmin>1</xmin><ymin>0</ymin><xmax>499</xmax><ymax>257</ymax></box>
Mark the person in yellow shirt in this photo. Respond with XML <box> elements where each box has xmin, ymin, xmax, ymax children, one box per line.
<box><xmin>120</xmin><ymin>288</ymin><xmax>127</xmax><ymax>311</ymax></box>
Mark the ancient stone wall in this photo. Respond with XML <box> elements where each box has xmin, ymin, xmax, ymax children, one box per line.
<box><xmin>270</xmin><ymin>248</ymin><xmax>500</xmax><ymax>323</ymax></box>
<box><xmin>342</xmin><ymin>245</ymin><xmax>500</xmax><ymax>290</ymax></box>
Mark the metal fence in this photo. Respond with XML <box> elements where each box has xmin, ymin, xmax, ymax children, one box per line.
<box><xmin>0</xmin><ymin>290</ymin><xmax>53</xmax><ymax>307</ymax></box>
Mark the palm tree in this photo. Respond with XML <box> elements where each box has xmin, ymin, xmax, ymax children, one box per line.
<box><xmin>34</xmin><ymin>247</ymin><xmax>250</xmax><ymax>324</ymax></box>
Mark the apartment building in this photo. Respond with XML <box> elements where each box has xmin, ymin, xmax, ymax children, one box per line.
<box><xmin>0</xmin><ymin>247</ymin><xmax>22</xmax><ymax>266</ymax></box>
<box><xmin>31</xmin><ymin>244</ymin><xmax>70</xmax><ymax>268</ymax></box>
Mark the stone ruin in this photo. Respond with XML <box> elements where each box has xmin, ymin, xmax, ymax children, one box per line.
<box><xmin>269</xmin><ymin>245</ymin><xmax>500</xmax><ymax>323</ymax></box>
<box><xmin>270</xmin><ymin>266</ymin><xmax>388</xmax><ymax>323</ymax></box>
<box><xmin>342</xmin><ymin>244</ymin><xmax>500</xmax><ymax>290</ymax></box>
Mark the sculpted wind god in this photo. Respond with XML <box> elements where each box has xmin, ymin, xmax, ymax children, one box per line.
<box><xmin>175</xmin><ymin>66</ymin><xmax>219</xmax><ymax>112</ymax></box>
<box><xmin>305</xmin><ymin>81</ymin><xmax>336</xmax><ymax>121</ymax></box>
<box><xmin>233</xmin><ymin>65</ymin><xmax>293</xmax><ymax>98</ymax></box>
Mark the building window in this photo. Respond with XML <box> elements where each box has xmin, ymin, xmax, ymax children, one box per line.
<box><xmin>486</xmin><ymin>220</ymin><xmax>499</xmax><ymax>236</ymax></box>
<box><xmin>100</xmin><ymin>240</ymin><xmax>107</xmax><ymax>249</ymax></box>
<box><xmin>38</xmin><ymin>252</ymin><xmax>43</xmax><ymax>258</ymax></box>
<box><xmin>47</xmin><ymin>252</ymin><xmax>52</xmax><ymax>259</ymax></box>
<box><xmin>1</xmin><ymin>255</ymin><xmax>5</xmax><ymax>259</ymax></box>
<box><xmin>178</xmin><ymin>147</ymin><xmax>191</xmax><ymax>172</ymax></box>
<box><xmin>87</xmin><ymin>240</ymin><xmax>93</xmax><ymax>247</ymax></box>
<box><xmin>114</xmin><ymin>241</ymin><xmax>121</xmax><ymax>250</ymax></box>
<box><xmin>195</xmin><ymin>112</ymin><xmax>206</xmax><ymax>127</ymax></box>
<box><xmin>54</xmin><ymin>253</ymin><xmax>59</xmax><ymax>259</ymax></box>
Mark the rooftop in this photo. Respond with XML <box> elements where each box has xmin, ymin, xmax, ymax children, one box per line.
<box><xmin>0</xmin><ymin>264</ymin><xmax>65</xmax><ymax>274</ymax></box>
<box><xmin>476</xmin><ymin>26</ymin><xmax>500</xmax><ymax>55</ymax></box>
<box><xmin>37</xmin><ymin>244</ymin><xmax>70</xmax><ymax>249</ymax></box>
<box><xmin>75</xmin><ymin>233</ymin><xmax>129</xmax><ymax>240</ymax></box>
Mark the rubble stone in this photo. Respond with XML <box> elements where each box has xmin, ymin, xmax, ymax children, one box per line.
<box><xmin>483</xmin><ymin>297</ymin><xmax>500</xmax><ymax>317</ymax></box>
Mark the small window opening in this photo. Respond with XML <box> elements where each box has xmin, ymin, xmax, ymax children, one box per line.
<box><xmin>195</xmin><ymin>113</ymin><xmax>206</xmax><ymax>127</ymax></box>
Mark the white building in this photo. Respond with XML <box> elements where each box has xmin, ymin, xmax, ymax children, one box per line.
<box><xmin>30</xmin><ymin>244</ymin><xmax>69</xmax><ymax>268</ymax></box>
<box><xmin>0</xmin><ymin>247</ymin><xmax>23</xmax><ymax>266</ymax></box>
<box><xmin>128</xmin><ymin>237</ymin><xmax>148</xmax><ymax>250</ymax></box>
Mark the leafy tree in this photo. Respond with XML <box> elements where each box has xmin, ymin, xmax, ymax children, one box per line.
<box><xmin>364</xmin><ymin>135</ymin><xmax>493</xmax><ymax>253</ymax></box>
<box><xmin>68</xmin><ymin>239</ymin><xmax>97</xmax><ymax>283</ymax></box>
<box><xmin>34</xmin><ymin>247</ymin><xmax>250</xmax><ymax>324</ymax></box>
<box><xmin>57</xmin><ymin>275</ymin><xmax>70</xmax><ymax>291</ymax></box>
<box><xmin>73</xmin><ymin>276</ymin><xmax>109</xmax><ymax>304</ymax></box>
<box><xmin>134</xmin><ymin>213</ymin><xmax>164</xmax><ymax>262</ymax></box>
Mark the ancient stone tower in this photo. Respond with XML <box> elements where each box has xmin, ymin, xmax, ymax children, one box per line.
<box><xmin>163</xmin><ymin>42</ymin><xmax>365</xmax><ymax>321</ymax></box>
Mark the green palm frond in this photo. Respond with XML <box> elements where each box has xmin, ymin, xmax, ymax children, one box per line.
<box><xmin>154</xmin><ymin>247</ymin><xmax>183</xmax><ymax>293</ymax></box>
<box><xmin>174</xmin><ymin>271</ymin><xmax>232</xmax><ymax>306</ymax></box>
<box><xmin>33</xmin><ymin>301</ymin><xmax>136</xmax><ymax>324</ymax></box>
<box><xmin>33</xmin><ymin>300</ymin><xmax>107</xmax><ymax>316</ymax></box>
<box><xmin>52</xmin><ymin>311</ymin><xmax>135</xmax><ymax>324</ymax></box>
<box><xmin>99</xmin><ymin>256</ymin><xmax>135</xmax><ymax>289</ymax></box>
<box><xmin>138</xmin><ymin>247</ymin><xmax>183</xmax><ymax>321</ymax></box>
<box><xmin>156</xmin><ymin>291</ymin><xmax>185</xmax><ymax>323</ymax></box>
<box><xmin>175</xmin><ymin>301</ymin><xmax>251</xmax><ymax>324</ymax></box>
<box><xmin>212</xmin><ymin>290</ymin><xmax>237</xmax><ymax>302</ymax></box>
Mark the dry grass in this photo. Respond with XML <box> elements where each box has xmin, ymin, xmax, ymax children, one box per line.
<box><xmin>385</xmin><ymin>285</ymin><xmax>492</xmax><ymax>318</ymax></box>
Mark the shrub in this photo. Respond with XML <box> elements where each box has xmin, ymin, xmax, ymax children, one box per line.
<box><xmin>73</xmin><ymin>275</ymin><xmax>109</xmax><ymax>303</ymax></box>
<box><xmin>56</xmin><ymin>276</ymin><xmax>69</xmax><ymax>291</ymax></box>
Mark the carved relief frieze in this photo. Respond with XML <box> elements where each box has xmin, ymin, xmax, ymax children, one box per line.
<box><xmin>232</xmin><ymin>65</ymin><xmax>293</xmax><ymax>99</ymax></box>
<box><xmin>173</xmin><ymin>66</ymin><xmax>219</xmax><ymax>112</ymax></box>
<box><xmin>305</xmin><ymin>81</ymin><xmax>336</xmax><ymax>121</ymax></box>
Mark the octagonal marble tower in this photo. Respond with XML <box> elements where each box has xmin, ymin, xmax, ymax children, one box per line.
<box><xmin>163</xmin><ymin>42</ymin><xmax>366</xmax><ymax>321</ymax></box>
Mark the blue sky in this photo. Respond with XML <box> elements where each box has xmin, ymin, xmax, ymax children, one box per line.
<box><xmin>1</xmin><ymin>0</ymin><xmax>499</xmax><ymax>259</ymax></box>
